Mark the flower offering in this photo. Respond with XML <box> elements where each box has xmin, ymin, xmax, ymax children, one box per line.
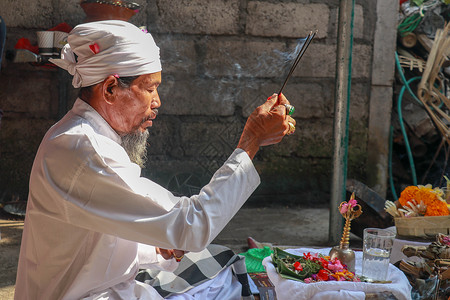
<box><xmin>385</xmin><ymin>184</ymin><xmax>450</xmax><ymax>218</ymax></box>
<box><xmin>271</xmin><ymin>247</ymin><xmax>360</xmax><ymax>283</ymax></box>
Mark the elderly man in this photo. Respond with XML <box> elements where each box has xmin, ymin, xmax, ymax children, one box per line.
<box><xmin>15</xmin><ymin>20</ymin><xmax>296</xmax><ymax>299</ymax></box>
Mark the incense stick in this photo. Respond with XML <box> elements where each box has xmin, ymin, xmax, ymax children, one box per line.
<box><xmin>278</xmin><ymin>30</ymin><xmax>317</xmax><ymax>97</ymax></box>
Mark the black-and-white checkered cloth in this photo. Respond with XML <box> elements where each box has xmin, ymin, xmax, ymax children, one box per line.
<box><xmin>136</xmin><ymin>244</ymin><xmax>254</xmax><ymax>299</ymax></box>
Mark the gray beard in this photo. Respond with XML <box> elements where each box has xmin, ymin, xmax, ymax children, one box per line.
<box><xmin>121</xmin><ymin>130</ymin><xmax>149</xmax><ymax>168</ymax></box>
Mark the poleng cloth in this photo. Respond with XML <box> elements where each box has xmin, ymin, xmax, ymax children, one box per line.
<box><xmin>137</xmin><ymin>244</ymin><xmax>254</xmax><ymax>299</ymax></box>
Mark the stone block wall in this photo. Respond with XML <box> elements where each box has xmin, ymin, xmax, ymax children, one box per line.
<box><xmin>0</xmin><ymin>0</ymin><xmax>396</xmax><ymax>206</ymax></box>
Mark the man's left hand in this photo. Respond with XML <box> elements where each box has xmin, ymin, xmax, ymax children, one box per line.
<box><xmin>156</xmin><ymin>247</ymin><xmax>186</xmax><ymax>262</ymax></box>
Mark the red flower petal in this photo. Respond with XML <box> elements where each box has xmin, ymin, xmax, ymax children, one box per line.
<box><xmin>293</xmin><ymin>261</ymin><xmax>303</xmax><ymax>271</ymax></box>
<box><xmin>317</xmin><ymin>269</ymin><xmax>329</xmax><ymax>281</ymax></box>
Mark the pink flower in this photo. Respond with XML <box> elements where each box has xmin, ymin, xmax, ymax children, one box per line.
<box><xmin>340</xmin><ymin>203</ymin><xmax>349</xmax><ymax>214</ymax></box>
<box><xmin>304</xmin><ymin>277</ymin><xmax>313</xmax><ymax>283</ymax></box>
<box><xmin>327</xmin><ymin>259</ymin><xmax>344</xmax><ymax>272</ymax></box>
<box><xmin>348</xmin><ymin>198</ymin><xmax>357</xmax><ymax>208</ymax></box>
<box><xmin>442</xmin><ymin>236</ymin><xmax>450</xmax><ymax>246</ymax></box>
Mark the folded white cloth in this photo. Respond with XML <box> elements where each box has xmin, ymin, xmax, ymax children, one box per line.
<box><xmin>50</xmin><ymin>20</ymin><xmax>161</xmax><ymax>88</ymax></box>
<box><xmin>263</xmin><ymin>247</ymin><xmax>412</xmax><ymax>300</ymax></box>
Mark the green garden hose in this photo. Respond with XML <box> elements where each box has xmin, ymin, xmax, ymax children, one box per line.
<box><xmin>390</xmin><ymin>52</ymin><xmax>422</xmax><ymax>199</ymax></box>
<box><xmin>396</xmin><ymin>76</ymin><xmax>422</xmax><ymax>187</ymax></box>
<box><xmin>398</xmin><ymin>13</ymin><xmax>423</xmax><ymax>37</ymax></box>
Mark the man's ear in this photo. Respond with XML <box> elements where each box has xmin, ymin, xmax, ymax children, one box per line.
<box><xmin>102</xmin><ymin>75</ymin><xmax>119</xmax><ymax>104</ymax></box>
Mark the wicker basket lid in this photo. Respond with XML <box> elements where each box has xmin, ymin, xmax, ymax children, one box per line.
<box><xmin>80</xmin><ymin>0</ymin><xmax>140</xmax><ymax>22</ymax></box>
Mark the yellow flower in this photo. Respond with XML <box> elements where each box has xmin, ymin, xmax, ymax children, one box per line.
<box><xmin>331</xmin><ymin>272</ymin><xmax>346</xmax><ymax>281</ymax></box>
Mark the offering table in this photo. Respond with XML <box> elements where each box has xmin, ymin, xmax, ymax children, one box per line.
<box><xmin>262</xmin><ymin>247</ymin><xmax>412</xmax><ymax>300</ymax></box>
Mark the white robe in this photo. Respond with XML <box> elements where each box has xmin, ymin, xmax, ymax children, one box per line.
<box><xmin>15</xmin><ymin>98</ymin><xmax>260</xmax><ymax>299</ymax></box>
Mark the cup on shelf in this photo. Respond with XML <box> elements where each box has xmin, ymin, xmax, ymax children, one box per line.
<box><xmin>36</xmin><ymin>31</ymin><xmax>54</xmax><ymax>56</ymax></box>
<box><xmin>361</xmin><ymin>228</ymin><xmax>395</xmax><ymax>281</ymax></box>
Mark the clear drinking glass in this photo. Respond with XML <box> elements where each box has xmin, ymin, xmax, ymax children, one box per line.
<box><xmin>361</xmin><ymin>228</ymin><xmax>395</xmax><ymax>281</ymax></box>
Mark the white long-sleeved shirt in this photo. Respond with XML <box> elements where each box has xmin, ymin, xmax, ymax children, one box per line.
<box><xmin>15</xmin><ymin>98</ymin><xmax>260</xmax><ymax>299</ymax></box>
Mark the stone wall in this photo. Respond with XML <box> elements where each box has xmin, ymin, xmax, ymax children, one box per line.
<box><xmin>0</xmin><ymin>0</ymin><xmax>396</xmax><ymax>206</ymax></box>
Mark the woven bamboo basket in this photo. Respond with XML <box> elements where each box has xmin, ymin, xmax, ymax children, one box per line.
<box><xmin>395</xmin><ymin>216</ymin><xmax>450</xmax><ymax>238</ymax></box>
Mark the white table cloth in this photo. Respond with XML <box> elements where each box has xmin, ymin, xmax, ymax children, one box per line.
<box><xmin>262</xmin><ymin>247</ymin><xmax>412</xmax><ymax>300</ymax></box>
<box><xmin>387</xmin><ymin>226</ymin><xmax>430</xmax><ymax>264</ymax></box>
<box><xmin>391</xmin><ymin>238</ymin><xmax>429</xmax><ymax>264</ymax></box>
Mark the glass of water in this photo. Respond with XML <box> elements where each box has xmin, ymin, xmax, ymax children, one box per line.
<box><xmin>361</xmin><ymin>228</ymin><xmax>395</xmax><ymax>281</ymax></box>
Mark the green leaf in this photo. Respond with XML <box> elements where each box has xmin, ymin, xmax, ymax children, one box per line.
<box><xmin>271</xmin><ymin>247</ymin><xmax>323</xmax><ymax>281</ymax></box>
<box><xmin>273</xmin><ymin>247</ymin><xmax>303</xmax><ymax>260</ymax></box>
<box><xmin>411</xmin><ymin>0</ymin><xmax>424</xmax><ymax>5</ymax></box>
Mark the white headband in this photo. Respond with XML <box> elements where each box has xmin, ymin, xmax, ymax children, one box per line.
<box><xmin>50</xmin><ymin>20</ymin><xmax>162</xmax><ymax>88</ymax></box>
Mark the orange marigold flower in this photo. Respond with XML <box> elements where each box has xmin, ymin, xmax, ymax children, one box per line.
<box><xmin>425</xmin><ymin>199</ymin><xmax>449</xmax><ymax>216</ymax></box>
<box><xmin>399</xmin><ymin>186</ymin><xmax>419</xmax><ymax>207</ymax></box>
<box><xmin>331</xmin><ymin>272</ymin><xmax>346</xmax><ymax>281</ymax></box>
<box><xmin>399</xmin><ymin>185</ymin><xmax>450</xmax><ymax>216</ymax></box>
<box><xmin>414</xmin><ymin>188</ymin><xmax>438</xmax><ymax>207</ymax></box>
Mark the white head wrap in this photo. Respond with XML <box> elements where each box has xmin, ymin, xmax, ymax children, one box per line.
<box><xmin>50</xmin><ymin>20</ymin><xmax>162</xmax><ymax>88</ymax></box>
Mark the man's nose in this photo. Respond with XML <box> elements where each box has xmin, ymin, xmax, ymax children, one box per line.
<box><xmin>152</xmin><ymin>92</ymin><xmax>161</xmax><ymax>108</ymax></box>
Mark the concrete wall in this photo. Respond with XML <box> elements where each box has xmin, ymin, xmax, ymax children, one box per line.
<box><xmin>0</xmin><ymin>0</ymin><xmax>396</xmax><ymax>206</ymax></box>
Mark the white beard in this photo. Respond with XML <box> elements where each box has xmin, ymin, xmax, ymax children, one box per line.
<box><xmin>121</xmin><ymin>130</ymin><xmax>149</xmax><ymax>168</ymax></box>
